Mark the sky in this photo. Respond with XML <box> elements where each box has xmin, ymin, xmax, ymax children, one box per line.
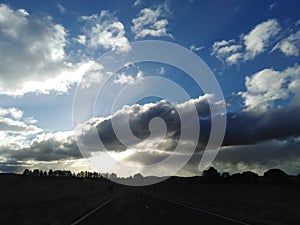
<box><xmin>0</xmin><ymin>0</ymin><xmax>300</xmax><ymax>177</ymax></box>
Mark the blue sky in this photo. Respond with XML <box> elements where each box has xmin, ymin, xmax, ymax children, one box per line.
<box><xmin>0</xmin><ymin>0</ymin><xmax>299</xmax><ymax>176</ymax></box>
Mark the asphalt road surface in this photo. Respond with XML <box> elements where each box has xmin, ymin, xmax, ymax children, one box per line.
<box><xmin>71</xmin><ymin>189</ymin><xmax>249</xmax><ymax>225</ymax></box>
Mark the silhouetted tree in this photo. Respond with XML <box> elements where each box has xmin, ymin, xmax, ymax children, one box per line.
<box><xmin>230</xmin><ymin>173</ymin><xmax>242</xmax><ymax>182</ymax></box>
<box><xmin>110</xmin><ymin>173</ymin><xmax>118</xmax><ymax>179</ymax></box>
<box><xmin>241</xmin><ymin>171</ymin><xmax>259</xmax><ymax>179</ymax></box>
<box><xmin>64</xmin><ymin>170</ymin><xmax>72</xmax><ymax>177</ymax></box>
<box><xmin>264</xmin><ymin>168</ymin><xmax>289</xmax><ymax>183</ymax></box>
<box><xmin>133</xmin><ymin>173</ymin><xmax>143</xmax><ymax>179</ymax></box>
<box><xmin>77</xmin><ymin>171</ymin><xmax>85</xmax><ymax>178</ymax></box>
<box><xmin>33</xmin><ymin>169</ymin><xmax>40</xmax><ymax>176</ymax></box>
<box><xmin>22</xmin><ymin>169</ymin><xmax>30</xmax><ymax>176</ymax></box>
<box><xmin>54</xmin><ymin>170</ymin><xmax>63</xmax><ymax>177</ymax></box>
<box><xmin>48</xmin><ymin>169</ymin><xmax>54</xmax><ymax>177</ymax></box>
<box><xmin>202</xmin><ymin>167</ymin><xmax>220</xmax><ymax>178</ymax></box>
<box><xmin>231</xmin><ymin>171</ymin><xmax>259</xmax><ymax>183</ymax></box>
<box><xmin>92</xmin><ymin>172</ymin><xmax>99</xmax><ymax>178</ymax></box>
<box><xmin>202</xmin><ymin>167</ymin><xmax>221</xmax><ymax>183</ymax></box>
<box><xmin>221</xmin><ymin>172</ymin><xmax>230</xmax><ymax>179</ymax></box>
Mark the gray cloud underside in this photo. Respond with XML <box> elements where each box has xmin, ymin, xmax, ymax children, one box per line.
<box><xmin>1</xmin><ymin>136</ymin><xmax>81</xmax><ymax>162</ymax></box>
<box><xmin>78</xmin><ymin>97</ymin><xmax>300</xmax><ymax>153</ymax></box>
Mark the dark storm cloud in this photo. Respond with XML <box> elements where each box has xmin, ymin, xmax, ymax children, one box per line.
<box><xmin>48</xmin><ymin>93</ymin><xmax>300</xmax><ymax>176</ymax></box>
<box><xmin>216</xmin><ymin>138</ymin><xmax>300</xmax><ymax>165</ymax></box>
<box><xmin>78</xmin><ymin>94</ymin><xmax>300</xmax><ymax>153</ymax></box>
<box><xmin>97</xmin><ymin>100</ymin><xmax>181</xmax><ymax>151</ymax></box>
<box><xmin>0</xmin><ymin>161</ymin><xmax>29</xmax><ymax>173</ymax></box>
<box><xmin>78</xmin><ymin>95</ymin><xmax>216</xmax><ymax>152</ymax></box>
<box><xmin>1</xmin><ymin>134</ymin><xmax>82</xmax><ymax>162</ymax></box>
<box><xmin>223</xmin><ymin>104</ymin><xmax>300</xmax><ymax>146</ymax></box>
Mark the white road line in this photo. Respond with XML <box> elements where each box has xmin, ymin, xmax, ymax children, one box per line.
<box><xmin>142</xmin><ymin>191</ymin><xmax>249</xmax><ymax>225</ymax></box>
<box><xmin>70</xmin><ymin>192</ymin><xmax>121</xmax><ymax>225</ymax></box>
<box><xmin>164</xmin><ymin>198</ymin><xmax>250</xmax><ymax>225</ymax></box>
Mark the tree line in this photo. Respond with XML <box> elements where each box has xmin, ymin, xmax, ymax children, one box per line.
<box><xmin>22</xmin><ymin>168</ymin><xmax>117</xmax><ymax>179</ymax></box>
<box><xmin>200</xmin><ymin>167</ymin><xmax>300</xmax><ymax>183</ymax></box>
<box><xmin>21</xmin><ymin>167</ymin><xmax>300</xmax><ymax>183</ymax></box>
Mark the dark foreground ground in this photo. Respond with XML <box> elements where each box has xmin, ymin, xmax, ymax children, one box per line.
<box><xmin>0</xmin><ymin>174</ymin><xmax>299</xmax><ymax>225</ymax></box>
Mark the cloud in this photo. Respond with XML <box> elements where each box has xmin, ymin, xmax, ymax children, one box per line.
<box><xmin>131</xmin><ymin>5</ymin><xmax>173</xmax><ymax>39</ymax></box>
<box><xmin>0</xmin><ymin>107</ymin><xmax>42</xmax><ymax>135</ymax></box>
<box><xmin>56</xmin><ymin>3</ymin><xmax>66</xmax><ymax>13</ymax></box>
<box><xmin>133</xmin><ymin>0</ymin><xmax>142</xmax><ymax>7</ymax></box>
<box><xmin>0</xmin><ymin>109</ymin><xmax>83</xmax><ymax>172</ymax></box>
<box><xmin>269</xmin><ymin>2</ymin><xmax>277</xmax><ymax>10</ymax></box>
<box><xmin>158</xmin><ymin>67</ymin><xmax>165</xmax><ymax>75</ymax></box>
<box><xmin>225</xmin><ymin>53</ymin><xmax>243</xmax><ymax>65</ymax></box>
<box><xmin>75</xmin><ymin>94</ymin><xmax>223</xmax><ymax>155</ymax></box>
<box><xmin>0</xmin><ymin>108</ymin><xmax>43</xmax><ymax>156</ymax></box>
<box><xmin>0</xmin><ymin>4</ymin><xmax>90</xmax><ymax>96</ymax></box>
<box><xmin>2</xmin><ymin>94</ymin><xmax>300</xmax><ymax>175</ymax></box>
<box><xmin>76</xmin><ymin>35</ymin><xmax>87</xmax><ymax>45</ymax></box>
<box><xmin>75</xmin><ymin>84</ymin><xmax>300</xmax><ymax>152</ymax></box>
<box><xmin>1</xmin><ymin>130</ymin><xmax>80</xmax><ymax>162</ymax></box>
<box><xmin>0</xmin><ymin>117</ymin><xmax>42</xmax><ymax>134</ymax></box>
<box><xmin>78</xmin><ymin>11</ymin><xmax>131</xmax><ymax>53</ymax></box>
<box><xmin>273</xmin><ymin>30</ymin><xmax>300</xmax><ymax>56</ymax></box>
<box><xmin>214</xmin><ymin>137</ymin><xmax>300</xmax><ymax>175</ymax></box>
<box><xmin>114</xmin><ymin>71</ymin><xmax>144</xmax><ymax>85</ymax></box>
<box><xmin>73</xmin><ymin>76</ymin><xmax>300</xmax><ymax>172</ymax></box>
<box><xmin>211</xmin><ymin>39</ymin><xmax>242</xmax><ymax>64</ymax></box>
<box><xmin>243</xmin><ymin>19</ymin><xmax>280</xmax><ymax>59</ymax></box>
<box><xmin>239</xmin><ymin>64</ymin><xmax>300</xmax><ymax>112</ymax></box>
<box><xmin>190</xmin><ymin>45</ymin><xmax>204</xmax><ymax>52</ymax></box>
<box><xmin>0</xmin><ymin>107</ymin><xmax>23</xmax><ymax>120</ymax></box>
<box><xmin>211</xmin><ymin>19</ymin><xmax>281</xmax><ymax>65</ymax></box>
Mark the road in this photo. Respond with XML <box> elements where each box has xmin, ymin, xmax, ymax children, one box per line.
<box><xmin>71</xmin><ymin>189</ymin><xmax>249</xmax><ymax>225</ymax></box>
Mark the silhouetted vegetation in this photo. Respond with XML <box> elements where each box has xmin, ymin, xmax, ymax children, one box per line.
<box><xmin>22</xmin><ymin>168</ymin><xmax>118</xmax><ymax>179</ymax></box>
<box><xmin>264</xmin><ymin>168</ymin><xmax>289</xmax><ymax>183</ymax></box>
<box><xmin>19</xmin><ymin>167</ymin><xmax>300</xmax><ymax>185</ymax></box>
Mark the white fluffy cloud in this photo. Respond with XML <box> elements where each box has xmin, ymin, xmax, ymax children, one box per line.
<box><xmin>0</xmin><ymin>108</ymin><xmax>80</xmax><ymax>166</ymax></box>
<box><xmin>240</xmin><ymin>64</ymin><xmax>300</xmax><ymax>112</ymax></box>
<box><xmin>0</xmin><ymin>107</ymin><xmax>23</xmax><ymax>120</ymax></box>
<box><xmin>0</xmin><ymin>4</ymin><xmax>90</xmax><ymax>96</ymax></box>
<box><xmin>0</xmin><ymin>117</ymin><xmax>42</xmax><ymax>134</ymax></box>
<box><xmin>79</xmin><ymin>11</ymin><xmax>131</xmax><ymax>53</ymax></box>
<box><xmin>114</xmin><ymin>71</ymin><xmax>144</xmax><ymax>85</ymax></box>
<box><xmin>133</xmin><ymin>0</ymin><xmax>142</xmax><ymax>7</ymax></box>
<box><xmin>211</xmin><ymin>39</ymin><xmax>242</xmax><ymax>65</ymax></box>
<box><xmin>0</xmin><ymin>108</ymin><xmax>85</xmax><ymax>173</ymax></box>
<box><xmin>0</xmin><ymin>107</ymin><xmax>43</xmax><ymax>151</ymax></box>
<box><xmin>190</xmin><ymin>45</ymin><xmax>204</xmax><ymax>52</ymax></box>
<box><xmin>243</xmin><ymin>19</ymin><xmax>280</xmax><ymax>59</ymax></box>
<box><xmin>273</xmin><ymin>30</ymin><xmax>300</xmax><ymax>56</ymax></box>
<box><xmin>131</xmin><ymin>5</ymin><xmax>172</xmax><ymax>39</ymax></box>
<box><xmin>212</xmin><ymin>19</ymin><xmax>281</xmax><ymax>65</ymax></box>
<box><xmin>0</xmin><ymin>107</ymin><xmax>42</xmax><ymax>134</ymax></box>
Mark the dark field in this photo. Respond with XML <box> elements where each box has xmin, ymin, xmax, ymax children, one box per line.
<box><xmin>142</xmin><ymin>178</ymin><xmax>300</xmax><ymax>225</ymax></box>
<box><xmin>0</xmin><ymin>174</ymin><xmax>120</xmax><ymax>225</ymax></box>
<box><xmin>1</xmin><ymin>174</ymin><xmax>300</xmax><ymax>225</ymax></box>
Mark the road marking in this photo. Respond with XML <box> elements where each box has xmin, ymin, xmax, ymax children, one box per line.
<box><xmin>164</xmin><ymin>198</ymin><xmax>250</xmax><ymax>225</ymax></box>
<box><xmin>70</xmin><ymin>192</ymin><xmax>121</xmax><ymax>225</ymax></box>
<box><xmin>145</xmin><ymin>204</ymin><xmax>151</xmax><ymax>210</ymax></box>
<box><xmin>142</xmin><ymin>191</ymin><xmax>249</xmax><ymax>225</ymax></box>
